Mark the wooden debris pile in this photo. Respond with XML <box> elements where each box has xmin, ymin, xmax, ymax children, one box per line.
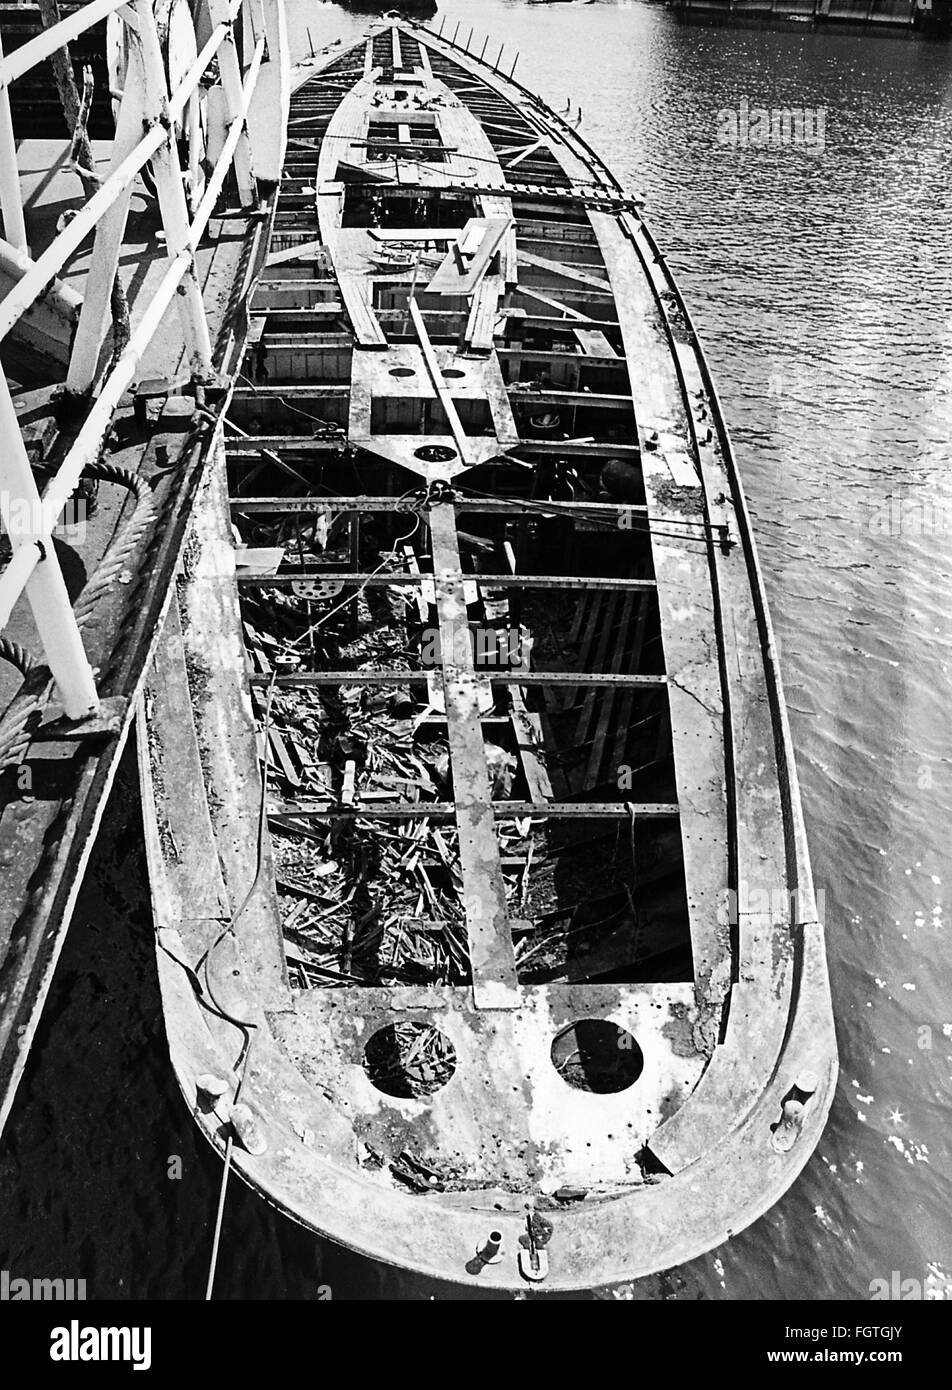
<box><xmin>272</xmin><ymin>811</ymin><xmax>542</xmax><ymax>989</ymax></box>
<box><xmin>265</xmin><ymin>682</ymin><xmax>524</xmax><ymax>988</ymax></box>
<box><xmin>363</xmin><ymin>1020</ymin><xmax>457</xmax><ymax>1100</ymax></box>
<box><xmin>237</xmin><ymin>517</ymin><xmax>677</xmax><ymax>991</ymax></box>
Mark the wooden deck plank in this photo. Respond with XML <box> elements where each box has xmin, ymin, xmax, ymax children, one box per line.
<box><xmin>369</xmin><ymin>227</ymin><xmax>464</xmax><ymax>244</ymax></box>
<box><xmin>512</xmin><ymin>694</ymin><xmax>554</xmax><ymax>804</ymax></box>
<box><xmin>408</xmin><ymin>298</ymin><xmax>472</xmax><ymax>461</ymax></box>
<box><xmin>574</xmin><ymin>591</ymin><xmax>621</xmax><ymax>750</ymax></box>
<box><xmin>584</xmin><ymin>595</ymin><xmax>637</xmax><ymax>789</ymax></box>
<box><xmin>513</xmin><ymin>286</ymin><xmax>588</xmax><ymax>321</ymax></box>
<box><xmin>426</xmin><ymin>217</ymin><xmax>512</xmax><ymax>297</ymax></box>
<box><xmin>518</xmin><ymin>248</ymin><xmax>611</xmax><ymax>292</ymax></box>
<box><xmin>506</xmin><ymin>136</ymin><xmax>549</xmax><ymax>170</ymax></box>
<box><xmin>574</xmin><ymin>327</ymin><xmax>617</xmax><ymax>357</ymax></box>
<box><xmin>466</xmin><ymin>274</ymin><xmax>504</xmax><ymax>351</ymax></box>
<box><xmin>610</xmin><ymin>584</ymin><xmax>653</xmax><ymax>771</ymax></box>
<box><xmin>266</xmin><ymin>238</ymin><xmax>325</xmax><ymax>269</ymax></box>
<box><xmin>503</xmin><ymin>309</ymin><xmax>622</xmax><ymax>332</ymax></box>
<box><xmin>338</xmin><ymin>273</ymin><xmax>388</xmax><ymax>348</ymax></box>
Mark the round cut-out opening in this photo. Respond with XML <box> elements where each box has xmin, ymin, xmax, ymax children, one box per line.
<box><xmin>550</xmin><ymin>1020</ymin><xmax>643</xmax><ymax>1093</ymax></box>
<box><xmin>389</xmin><ymin>366</ymin><xmax>415</xmax><ymax>378</ymax></box>
<box><xmin>442</xmin><ymin>368</ymin><xmax>465</xmax><ymax>379</ymax></box>
<box><xmin>364</xmin><ymin>1021</ymin><xmax>457</xmax><ymax>1098</ymax></box>
<box><xmin>413</xmin><ymin>444</ymin><xmax>457</xmax><ymax>463</ymax></box>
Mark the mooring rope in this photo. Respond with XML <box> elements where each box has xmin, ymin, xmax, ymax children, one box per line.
<box><xmin>0</xmin><ymin>637</ymin><xmax>36</xmax><ymax>677</ymax></box>
<box><xmin>0</xmin><ymin>462</ymin><xmax>157</xmax><ymax>771</ymax></box>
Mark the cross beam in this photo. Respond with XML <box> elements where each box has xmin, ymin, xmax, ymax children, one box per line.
<box><xmin>249</xmin><ymin>672</ymin><xmax>667</xmax><ymax>687</ymax></box>
<box><xmin>269</xmin><ymin>802</ymin><xmax>680</xmax><ymax>820</ymax></box>
<box><xmin>229</xmin><ymin>496</ymin><xmax>648</xmax><ymax>516</ymax></box>
<box><xmin>237</xmin><ymin>573</ymin><xmax>657</xmax><ymax>591</ymax></box>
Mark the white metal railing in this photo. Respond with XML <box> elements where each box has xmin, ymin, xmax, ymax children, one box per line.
<box><xmin>0</xmin><ymin>0</ymin><xmax>285</xmax><ymax>719</ymax></box>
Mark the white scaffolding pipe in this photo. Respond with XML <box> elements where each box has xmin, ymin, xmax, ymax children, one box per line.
<box><xmin>43</xmin><ymin>255</ymin><xmax>189</xmax><ymax>535</ymax></box>
<box><xmin>43</xmin><ymin>34</ymin><xmax>264</xmax><ymax>531</ymax></box>
<box><xmin>188</xmin><ymin>35</ymin><xmax>264</xmax><ymax>243</ymax></box>
<box><xmin>0</xmin><ymin>0</ymin><xmax>128</xmax><ymax>91</ymax></box>
<box><xmin>0</xmin><ymin>126</ymin><xmax>165</xmax><ymax>344</ymax></box>
<box><xmin>0</xmin><ymin>543</ymin><xmax>41</xmax><ymax>631</ymax></box>
<box><xmin>0</xmin><ymin>378</ymin><xmax>99</xmax><ymax>719</ymax></box>
<box><xmin>0</xmin><ymin>0</ymin><xmax>273</xmax><ymax>720</ymax></box>
<box><xmin>0</xmin><ymin>237</ymin><xmax>81</xmax><ymax>318</ymax></box>
<box><xmin>0</xmin><ymin>0</ymin><xmax>242</xmax><ymax>97</ymax></box>
<box><xmin>129</xmin><ymin>0</ymin><xmax>214</xmax><ymax>376</ymax></box>
<box><xmin>169</xmin><ymin>22</ymin><xmax>229</xmax><ymax>123</ymax></box>
<box><xmin>0</xmin><ymin>29</ymin><xmax>26</xmax><ymax>254</ymax></box>
<box><xmin>244</xmin><ymin>0</ymin><xmax>287</xmax><ymax>181</ymax></box>
<box><xmin>248</xmin><ymin>0</ymin><xmax>268</xmax><ymax>52</ymax></box>
<box><xmin>186</xmin><ymin>85</ymin><xmax>205</xmax><ymax>216</ymax></box>
<box><xmin>65</xmin><ymin>22</ymin><xmax>157</xmax><ymax>396</ymax></box>
<box><xmin>65</xmin><ymin>1</ymin><xmax>252</xmax><ymax>392</ymax></box>
<box><xmin>0</xmin><ymin>17</ymin><xmax>234</xmax><ymax>346</ymax></box>
<box><xmin>207</xmin><ymin>0</ymin><xmax>257</xmax><ymax>206</ymax></box>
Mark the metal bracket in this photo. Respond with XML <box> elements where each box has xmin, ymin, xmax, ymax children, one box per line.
<box><xmin>518</xmin><ymin>1247</ymin><xmax>549</xmax><ymax>1282</ymax></box>
<box><xmin>717</xmin><ymin>523</ymin><xmax>736</xmax><ymax>555</ymax></box>
<box><xmin>37</xmin><ymin>695</ymin><xmax>130</xmax><ymax>741</ymax></box>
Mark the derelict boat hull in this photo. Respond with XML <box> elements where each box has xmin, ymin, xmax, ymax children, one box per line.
<box><xmin>138</xmin><ymin>19</ymin><xmax>837</xmax><ymax>1291</ymax></box>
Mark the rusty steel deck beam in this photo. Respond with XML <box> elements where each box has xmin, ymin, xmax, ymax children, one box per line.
<box><xmin>226</xmin><ymin>439</ymin><xmax>643</xmax><ymax>461</ymax></box>
<box><xmin>249</xmin><ymin>671</ymin><xmax>667</xmax><ymax>687</ymax></box>
<box><xmin>497</xmin><ymin>348</ymin><xmax>621</xmax><ymax>367</ymax></box>
<box><xmin>508</xmin><ymin>388</ymin><xmax>633</xmax><ymax>409</ymax></box>
<box><xmin>229</xmin><ymin>495</ymin><xmax>648</xmax><ymax>514</ymax></box>
<box><xmin>501</xmin><ymin>311</ymin><xmax>622</xmax><ymax>332</ymax></box>
<box><xmin>237</xmin><ymin>573</ymin><xmax>657</xmax><ymax>590</ymax></box>
<box><xmin>232</xmin><ymin>385</ymin><xmax>352</xmax><ymax>397</ymax></box>
<box><xmin>268</xmin><ymin>802</ymin><xmax>680</xmax><ymax>820</ymax></box>
<box><xmin>333</xmin><ymin>180</ymin><xmax>641</xmax><ymax>211</ymax></box>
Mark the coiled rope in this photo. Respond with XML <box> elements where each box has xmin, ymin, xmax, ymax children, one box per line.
<box><xmin>0</xmin><ymin>637</ymin><xmax>36</xmax><ymax>677</ymax></box>
<box><xmin>0</xmin><ymin>461</ymin><xmax>157</xmax><ymax>770</ymax></box>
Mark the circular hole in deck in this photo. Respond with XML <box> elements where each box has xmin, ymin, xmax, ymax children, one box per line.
<box><xmin>389</xmin><ymin>367</ymin><xmax>416</xmax><ymax>378</ymax></box>
<box><xmin>442</xmin><ymin>368</ymin><xmax>465</xmax><ymax>379</ymax></box>
<box><xmin>364</xmin><ymin>1021</ymin><xmax>457</xmax><ymax>1099</ymax></box>
<box><xmin>413</xmin><ymin>444</ymin><xmax>457</xmax><ymax>463</ymax></box>
<box><xmin>550</xmin><ymin>1020</ymin><xmax>643</xmax><ymax>1094</ymax></box>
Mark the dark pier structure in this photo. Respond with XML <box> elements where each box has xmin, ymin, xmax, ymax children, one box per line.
<box><xmin>674</xmin><ymin>0</ymin><xmax>951</xmax><ymax>35</ymax></box>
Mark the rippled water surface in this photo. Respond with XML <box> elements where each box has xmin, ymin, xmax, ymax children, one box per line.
<box><xmin>1</xmin><ymin>0</ymin><xmax>950</xmax><ymax>1300</ymax></box>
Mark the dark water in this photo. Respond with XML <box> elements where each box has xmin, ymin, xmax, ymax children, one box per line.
<box><xmin>2</xmin><ymin>1</ymin><xmax>951</xmax><ymax>1300</ymax></box>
